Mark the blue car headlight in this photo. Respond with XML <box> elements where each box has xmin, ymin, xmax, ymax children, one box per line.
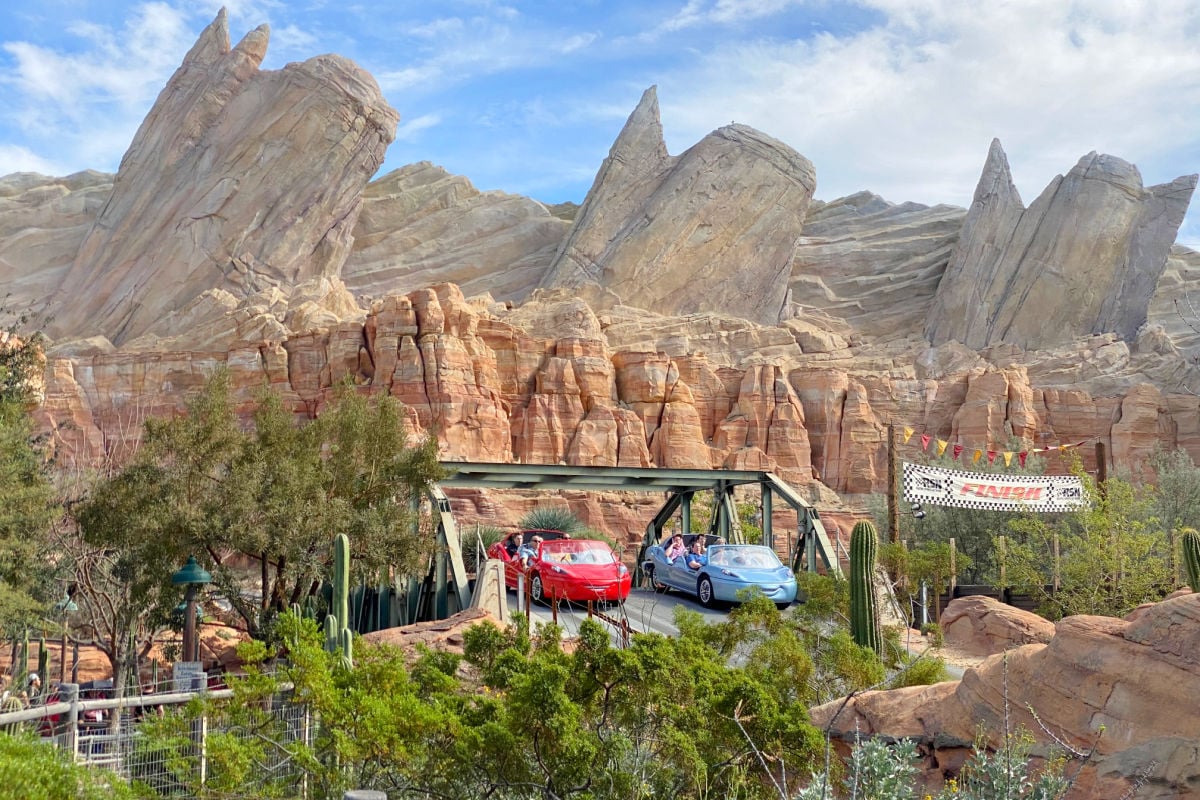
<box><xmin>721</xmin><ymin>569</ymin><xmax>743</xmax><ymax>580</ymax></box>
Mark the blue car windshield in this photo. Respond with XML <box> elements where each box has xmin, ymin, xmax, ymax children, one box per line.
<box><xmin>706</xmin><ymin>545</ymin><xmax>783</xmax><ymax>569</ymax></box>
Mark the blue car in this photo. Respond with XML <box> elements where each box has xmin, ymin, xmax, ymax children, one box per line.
<box><xmin>642</xmin><ymin>536</ymin><xmax>797</xmax><ymax>609</ymax></box>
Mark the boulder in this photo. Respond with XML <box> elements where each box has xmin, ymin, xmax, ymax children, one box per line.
<box><xmin>940</xmin><ymin>595</ymin><xmax>1055</xmax><ymax>657</ymax></box>
<box><xmin>811</xmin><ymin>593</ymin><xmax>1200</xmax><ymax>799</ymax></box>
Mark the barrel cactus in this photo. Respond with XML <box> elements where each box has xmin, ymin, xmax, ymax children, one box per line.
<box><xmin>850</xmin><ymin>520</ymin><xmax>883</xmax><ymax>654</ymax></box>
<box><xmin>1183</xmin><ymin>528</ymin><xmax>1200</xmax><ymax>593</ymax></box>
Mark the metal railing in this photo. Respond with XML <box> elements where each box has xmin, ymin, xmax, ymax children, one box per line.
<box><xmin>0</xmin><ymin>675</ymin><xmax>304</xmax><ymax>794</ymax></box>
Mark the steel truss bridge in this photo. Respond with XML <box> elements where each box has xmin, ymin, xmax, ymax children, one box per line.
<box><xmin>401</xmin><ymin>463</ymin><xmax>841</xmax><ymax>624</ymax></box>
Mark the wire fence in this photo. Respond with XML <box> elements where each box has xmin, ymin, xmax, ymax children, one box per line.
<box><xmin>0</xmin><ymin>674</ymin><xmax>308</xmax><ymax>796</ymax></box>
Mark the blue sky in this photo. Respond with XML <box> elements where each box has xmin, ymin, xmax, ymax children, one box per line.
<box><xmin>2</xmin><ymin>1</ymin><xmax>1199</xmax><ymax>246</ymax></box>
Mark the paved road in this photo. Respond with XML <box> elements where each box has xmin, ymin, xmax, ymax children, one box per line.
<box><xmin>514</xmin><ymin>587</ymin><xmax>728</xmax><ymax>642</ymax></box>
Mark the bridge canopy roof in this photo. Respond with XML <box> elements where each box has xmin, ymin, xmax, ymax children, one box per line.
<box><xmin>439</xmin><ymin>462</ymin><xmax>772</xmax><ymax>494</ymax></box>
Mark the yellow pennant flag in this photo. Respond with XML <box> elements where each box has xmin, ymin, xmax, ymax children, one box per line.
<box><xmin>903</xmin><ymin>426</ymin><xmax>915</xmax><ymax>443</ymax></box>
<box><xmin>936</xmin><ymin>439</ymin><xmax>948</xmax><ymax>457</ymax></box>
<box><xmin>1003</xmin><ymin>451</ymin><xmax>1013</xmax><ymax>467</ymax></box>
<box><xmin>972</xmin><ymin>449</ymin><xmax>983</xmax><ymax>464</ymax></box>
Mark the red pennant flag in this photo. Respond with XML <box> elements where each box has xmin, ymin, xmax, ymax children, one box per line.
<box><xmin>1018</xmin><ymin>451</ymin><xmax>1028</xmax><ymax>467</ymax></box>
<box><xmin>952</xmin><ymin>444</ymin><xmax>963</xmax><ymax>460</ymax></box>
<box><xmin>921</xmin><ymin>434</ymin><xmax>931</xmax><ymax>451</ymax></box>
<box><xmin>987</xmin><ymin>450</ymin><xmax>997</xmax><ymax>465</ymax></box>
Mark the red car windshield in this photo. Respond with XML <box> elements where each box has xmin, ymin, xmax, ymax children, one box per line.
<box><xmin>540</xmin><ymin>540</ymin><xmax>617</xmax><ymax>565</ymax></box>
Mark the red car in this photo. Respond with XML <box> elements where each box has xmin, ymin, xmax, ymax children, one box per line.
<box><xmin>488</xmin><ymin>532</ymin><xmax>631</xmax><ymax>604</ymax></box>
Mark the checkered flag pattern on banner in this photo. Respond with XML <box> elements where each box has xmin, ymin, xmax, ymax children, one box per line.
<box><xmin>901</xmin><ymin>462</ymin><xmax>1086</xmax><ymax>513</ymax></box>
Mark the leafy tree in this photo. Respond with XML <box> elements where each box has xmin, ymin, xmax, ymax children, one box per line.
<box><xmin>71</xmin><ymin>372</ymin><xmax>445</xmax><ymax>648</ymax></box>
<box><xmin>1148</xmin><ymin>446</ymin><xmax>1200</xmax><ymax>584</ymax></box>
<box><xmin>1005</xmin><ymin>466</ymin><xmax>1171</xmax><ymax>618</ymax></box>
<box><xmin>0</xmin><ymin>315</ymin><xmax>60</xmax><ymax>639</ymax></box>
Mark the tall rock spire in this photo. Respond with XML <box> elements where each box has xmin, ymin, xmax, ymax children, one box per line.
<box><xmin>927</xmin><ymin>140</ymin><xmax>1197</xmax><ymax>349</ymax></box>
<box><xmin>540</xmin><ymin>87</ymin><xmax>816</xmax><ymax>326</ymax></box>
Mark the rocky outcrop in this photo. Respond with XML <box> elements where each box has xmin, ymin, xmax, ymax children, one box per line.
<box><xmin>811</xmin><ymin>592</ymin><xmax>1200</xmax><ymax>799</ymax></box>
<box><xmin>940</xmin><ymin>595</ymin><xmax>1056</xmax><ymax>657</ymax></box>
<box><xmin>0</xmin><ymin>171</ymin><xmax>113</xmax><ymax>317</ymax></box>
<box><xmin>43</xmin><ymin>9</ymin><xmax>398</xmax><ymax>347</ymax></box>
<box><xmin>790</xmin><ymin>192</ymin><xmax>963</xmax><ymax>340</ymax></box>
<box><xmin>342</xmin><ymin>163</ymin><xmax>569</xmax><ymax>303</ymax></box>
<box><xmin>539</xmin><ymin>86</ymin><xmax>816</xmax><ymax>326</ymax></box>
<box><xmin>927</xmin><ymin>139</ymin><xmax>1197</xmax><ymax>350</ymax></box>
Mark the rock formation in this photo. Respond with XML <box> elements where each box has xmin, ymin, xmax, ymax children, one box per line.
<box><xmin>44</xmin><ymin>9</ymin><xmax>398</xmax><ymax>346</ymax></box>
<box><xmin>811</xmin><ymin>592</ymin><xmax>1200</xmax><ymax>799</ymax></box>
<box><xmin>539</xmin><ymin>86</ymin><xmax>816</xmax><ymax>326</ymax></box>
<box><xmin>940</xmin><ymin>595</ymin><xmax>1056</xmax><ymax>657</ymax></box>
<box><xmin>927</xmin><ymin>139</ymin><xmax>1197</xmax><ymax>350</ymax></box>
<box><xmin>343</xmin><ymin>162</ymin><xmax>569</xmax><ymax>303</ymax></box>
<box><xmin>0</xmin><ymin>171</ymin><xmax>113</xmax><ymax>317</ymax></box>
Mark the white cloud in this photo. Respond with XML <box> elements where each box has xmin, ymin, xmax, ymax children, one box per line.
<box><xmin>395</xmin><ymin>113</ymin><xmax>442</xmax><ymax>141</ymax></box>
<box><xmin>0</xmin><ymin>144</ymin><xmax>64</xmax><ymax>176</ymax></box>
<box><xmin>655</xmin><ymin>0</ymin><xmax>1200</xmax><ymax>216</ymax></box>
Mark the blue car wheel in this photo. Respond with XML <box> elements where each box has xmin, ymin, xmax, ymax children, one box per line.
<box><xmin>698</xmin><ymin>575</ymin><xmax>716</xmax><ymax>608</ymax></box>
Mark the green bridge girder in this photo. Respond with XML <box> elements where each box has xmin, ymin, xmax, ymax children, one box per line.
<box><xmin>400</xmin><ymin>463</ymin><xmax>843</xmax><ymax>623</ymax></box>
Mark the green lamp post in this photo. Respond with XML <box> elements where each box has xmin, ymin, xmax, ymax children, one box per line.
<box><xmin>171</xmin><ymin>557</ymin><xmax>212</xmax><ymax>664</ymax></box>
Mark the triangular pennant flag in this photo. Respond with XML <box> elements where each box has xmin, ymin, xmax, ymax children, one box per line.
<box><xmin>936</xmin><ymin>439</ymin><xmax>948</xmax><ymax>457</ymax></box>
<box><xmin>972</xmin><ymin>449</ymin><xmax>983</xmax><ymax>464</ymax></box>
<box><xmin>952</xmin><ymin>444</ymin><xmax>963</xmax><ymax>460</ymax></box>
<box><xmin>1003</xmin><ymin>451</ymin><xmax>1013</xmax><ymax>466</ymax></box>
<box><xmin>1018</xmin><ymin>451</ymin><xmax>1028</xmax><ymax>467</ymax></box>
<box><xmin>921</xmin><ymin>434</ymin><xmax>931</xmax><ymax>451</ymax></box>
<box><xmin>903</xmin><ymin>426</ymin><xmax>915</xmax><ymax>444</ymax></box>
<box><xmin>987</xmin><ymin>450</ymin><xmax>997</xmax><ymax>465</ymax></box>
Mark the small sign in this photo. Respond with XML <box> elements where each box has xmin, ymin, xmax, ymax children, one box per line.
<box><xmin>172</xmin><ymin>661</ymin><xmax>206</xmax><ymax>693</ymax></box>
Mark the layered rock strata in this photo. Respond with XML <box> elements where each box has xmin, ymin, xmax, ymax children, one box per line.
<box><xmin>44</xmin><ymin>9</ymin><xmax>398</xmax><ymax>346</ymax></box>
<box><xmin>539</xmin><ymin>86</ymin><xmax>816</xmax><ymax>326</ymax></box>
<box><xmin>927</xmin><ymin>140</ymin><xmax>1197</xmax><ymax>349</ymax></box>
<box><xmin>342</xmin><ymin>163</ymin><xmax>569</xmax><ymax>303</ymax></box>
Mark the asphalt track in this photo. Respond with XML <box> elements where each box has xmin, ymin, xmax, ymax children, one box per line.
<box><xmin>516</xmin><ymin>586</ymin><xmax>728</xmax><ymax>642</ymax></box>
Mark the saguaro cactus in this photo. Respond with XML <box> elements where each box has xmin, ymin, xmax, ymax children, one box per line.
<box><xmin>850</xmin><ymin>520</ymin><xmax>883</xmax><ymax>654</ymax></box>
<box><xmin>1183</xmin><ymin>528</ymin><xmax>1200</xmax><ymax>592</ymax></box>
<box><xmin>324</xmin><ymin>534</ymin><xmax>354</xmax><ymax>667</ymax></box>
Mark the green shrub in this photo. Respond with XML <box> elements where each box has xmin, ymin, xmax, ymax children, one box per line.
<box><xmin>519</xmin><ymin>506</ymin><xmax>584</xmax><ymax>534</ymax></box>
<box><xmin>0</xmin><ymin>732</ymin><xmax>134</xmax><ymax>799</ymax></box>
<box><xmin>922</xmin><ymin>621</ymin><xmax>944</xmax><ymax>648</ymax></box>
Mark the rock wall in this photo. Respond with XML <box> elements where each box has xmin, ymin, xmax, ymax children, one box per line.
<box><xmin>35</xmin><ymin>282</ymin><xmax>1200</xmax><ymax>536</ymax></box>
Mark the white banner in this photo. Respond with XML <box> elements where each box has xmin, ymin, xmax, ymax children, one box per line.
<box><xmin>902</xmin><ymin>462</ymin><xmax>1086</xmax><ymax>513</ymax></box>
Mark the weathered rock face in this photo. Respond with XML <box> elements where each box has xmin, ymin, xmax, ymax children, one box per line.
<box><xmin>940</xmin><ymin>595</ymin><xmax>1056</xmax><ymax>657</ymax></box>
<box><xmin>342</xmin><ymin>163</ymin><xmax>569</xmax><ymax>303</ymax></box>
<box><xmin>790</xmin><ymin>192</ymin><xmax>963</xmax><ymax>340</ymax></box>
<box><xmin>539</xmin><ymin>86</ymin><xmax>816</xmax><ymax>326</ymax></box>
<box><xmin>0</xmin><ymin>171</ymin><xmax>113</xmax><ymax>317</ymax></box>
<box><xmin>811</xmin><ymin>592</ymin><xmax>1200</xmax><ymax>799</ymax></box>
<box><xmin>44</xmin><ymin>9</ymin><xmax>398</xmax><ymax>346</ymax></box>
<box><xmin>927</xmin><ymin>139</ymin><xmax>1197</xmax><ymax>350</ymax></box>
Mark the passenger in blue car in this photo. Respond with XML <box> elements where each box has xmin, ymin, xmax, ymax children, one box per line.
<box><xmin>664</xmin><ymin>533</ymin><xmax>686</xmax><ymax>563</ymax></box>
<box><xmin>685</xmin><ymin>540</ymin><xmax>707</xmax><ymax>570</ymax></box>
